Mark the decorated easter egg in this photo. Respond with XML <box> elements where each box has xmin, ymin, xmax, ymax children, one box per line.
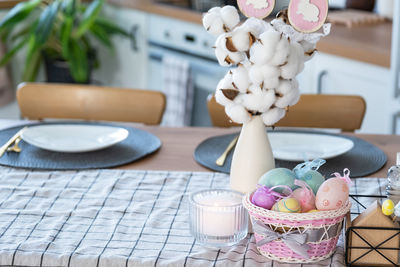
<box><xmin>382</xmin><ymin>199</ymin><xmax>395</xmax><ymax>216</ymax></box>
<box><xmin>251</xmin><ymin>185</ymin><xmax>278</xmax><ymax>210</ymax></box>
<box><xmin>272</xmin><ymin>198</ymin><xmax>301</xmax><ymax>213</ymax></box>
<box><xmin>259</xmin><ymin>168</ymin><xmax>297</xmax><ymax>193</ymax></box>
<box><xmin>315</xmin><ymin>178</ymin><xmax>349</xmax><ymax>211</ymax></box>
<box><xmin>237</xmin><ymin>0</ymin><xmax>275</xmax><ymax>19</ymax></box>
<box><xmin>291</xmin><ymin>181</ymin><xmax>316</xmax><ymax>212</ymax></box>
<box><xmin>298</xmin><ymin>170</ymin><xmax>325</xmax><ymax>195</ymax></box>
<box><xmin>288</xmin><ymin>0</ymin><xmax>329</xmax><ymax>33</ymax></box>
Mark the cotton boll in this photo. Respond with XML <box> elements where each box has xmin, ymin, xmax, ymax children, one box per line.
<box><xmin>241</xmin><ymin>17</ymin><xmax>273</xmax><ymax>38</ymax></box>
<box><xmin>215</xmin><ymin>34</ymin><xmax>246</xmax><ymax>65</ymax></box>
<box><xmin>262</xmin><ymin>108</ymin><xmax>286</xmax><ymax>126</ymax></box>
<box><xmin>231</xmin><ymin>28</ymin><xmax>254</xmax><ymax>52</ymax></box>
<box><xmin>301</xmin><ymin>40</ymin><xmax>317</xmax><ymax>61</ymax></box>
<box><xmin>275</xmin><ymin>87</ymin><xmax>300</xmax><ymax>108</ymax></box>
<box><xmin>249</xmin><ymin>42</ymin><xmax>271</xmax><ymax>65</ymax></box>
<box><xmin>269</xmin><ymin>36</ymin><xmax>290</xmax><ymax>66</ymax></box>
<box><xmin>220</xmin><ymin>5</ymin><xmax>240</xmax><ymax>31</ymax></box>
<box><xmin>243</xmin><ymin>89</ymin><xmax>276</xmax><ymax>113</ymax></box>
<box><xmin>225</xmin><ymin>104</ymin><xmax>251</xmax><ymax>124</ymax></box>
<box><xmin>215</xmin><ymin>46</ymin><xmax>231</xmax><ymax>66</ymax></box>
<box><xmin>215</xmin><ymin>88</ymin><xmax>234</xmax><ymax>106</ymax></box>
<box><xmin>280</xmin><ymin>42</ymin><xmax>303</xmax><ymax>79</ymax></box>
<box><xmin>203</xmin><ymin>12</ymin><xmax>225</xmax><ymax>36</ymax></box>
<box><xmin>232</xmin><ymin>65</ymin><xmax>250</xmax><ymax>93</ymax></box>
<box><xmin>275</xmin><ymin>79</ymin><xmax>293</xmax><ymax>95</ymax></box>
<box><xmin>249</xmin><ymin>65</ymin><xmax>280</xmax><ymax>88</ymax></box>
<box><xmin>216</xmin><ymin>72</ymin><xmax>234</xmax><ymax>91</ymax></box>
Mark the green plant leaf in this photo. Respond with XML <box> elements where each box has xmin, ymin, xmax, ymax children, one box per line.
<box><xmin>62</xmin><ymin>0</ymin><xmax>76</xmax><ymax>16</ymax></box>
<box><xmin>94</xmin><ymin>17</ymin><xmax>129</xmax><ymax>36</ymax></box>
<box><xmin>0</xmin><ymin>0</ymin><xmax>41</xmax><ymax>31</ymax></box>
<box><xmin>75</xmin><ymin>0</ymin><xmax>104</xmax><ymax>38</ymax></box>
<box><xmin>89</xmin><ymin>23</ymin><xmax>112</xmax><ymax>48</ymax></box>
<box><xmin>0</xmin><ymin>37</ymin><xmax>28</xmax><ymax>66</ymax></box>
<box><xmin>9</xmin><ymin>21</ymin><xmax>37</xmax><ymax>42</ymax></box>
<box><xmin>68</xmin><ymin>39</ymin><xmax>88</xmax><ymax>82</ymax></box>
<box><xmin>61</xmin><ymin>16</ymin><xmax>73</xmax><ymax>58</ymax></box>
<box><xmin>22</xmin><ymin>47</ymin><xmax>41</xmax><ymax>82</ymax></box>
<box><xmin>34</xmin><ymin>0</ymin><xmax>61</xmax><ymax>46</ymax></box>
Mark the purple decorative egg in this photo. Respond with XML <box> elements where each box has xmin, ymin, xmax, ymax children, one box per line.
<box><xmin>251</xmin><ymin>185</ymin><xmax>278</xmax><ymax>210</ymax></box>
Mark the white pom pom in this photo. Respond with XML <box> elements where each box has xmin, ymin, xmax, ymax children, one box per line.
<box><xmin>232</xmin><ymin>65</ymin><xmax>250</xmax><ymax>93</ymax></box>
<box><xmin>225</xmin><ymin>104</ymin><xmax>251</xmax><ymax>124</ymax></box>
<box><xmin>275</xmin><ymin>87</ymin><xmax>300</xmax><ymax>108</ymax></box>
<box><xmin>243</xmin><ymin>88</ymin><xmax>276</xmax><ymax>113</ymax></box>
<box><xmin>269</xmin><ymin>36</ymin><xmax>290</xmax><ymax>66</ymax></box>
<box><xmin>221</xmin><ymin>5</ymin><xmax>240</xmax><ymax>31</ymax></box>
<box><xmin>262</xmin><ymin>108</ymin><xmax>286</xmax><ymax>125</ymax></box>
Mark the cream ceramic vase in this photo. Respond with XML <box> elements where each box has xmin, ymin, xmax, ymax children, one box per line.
<box><xmin>230</xmin><ymin>115</ymin><xmax>275</xmax><ymax>194</ymax></box>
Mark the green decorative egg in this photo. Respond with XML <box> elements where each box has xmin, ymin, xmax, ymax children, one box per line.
<box><xmin>258</xmin><ymin>168</ymin><xmax>297</xmax><ymax>193</ymax></box>
<box><xmin>298</xmin><ymin>170</ymin><xmax>325</xmax><ymax>195</ymax></box>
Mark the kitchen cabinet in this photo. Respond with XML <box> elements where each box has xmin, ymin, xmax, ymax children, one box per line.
<box><xmin>93</xmin><ymin>5</ymin><xmax>149</xmax><ymax>89</ymax></box>
<box><xmin>309</xmin><ymin>52</ymin><xmax>395</xmax><ymax>134</ymax></box>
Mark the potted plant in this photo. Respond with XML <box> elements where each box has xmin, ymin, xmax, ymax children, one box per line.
<box><xmin>0</xmin><ymin>0</ymin><xmax>129</xmax><ymax>83</ymax></box>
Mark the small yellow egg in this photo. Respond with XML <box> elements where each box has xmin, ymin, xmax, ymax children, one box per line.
<box><xmin>382</xmin><ymin>199</ymin><xmax>395</xmax><ymax>216</ymax></box>
<box><xmin>272</xmin><ymin>198</ymin><xmax>301</xmax><ymax>213</ymax></box>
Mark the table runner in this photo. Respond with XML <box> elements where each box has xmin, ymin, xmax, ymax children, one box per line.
<box><xmin>0</xmin><ymin>167</ymin><xmax>386</xmax><ymax>267</ymax></box>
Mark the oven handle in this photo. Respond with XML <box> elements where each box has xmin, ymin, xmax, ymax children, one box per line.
<box><xmin>149</xmin><ymin>52</ymin><xmax>224</xmax><ymax>76</ymax></box>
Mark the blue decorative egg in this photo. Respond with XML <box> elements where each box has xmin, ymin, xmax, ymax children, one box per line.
<box><xmin>258</xmin><ymin>168</ymin><xmax>297</xmax><ymax>193</ymax></box>
<box><xmin>298</xmin><ymin>170</ymin><xmax>325</xmax><ymax>195</ymax></box>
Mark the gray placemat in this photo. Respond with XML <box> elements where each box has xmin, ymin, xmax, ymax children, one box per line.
<box><xmin>194</xmin><ymin>130</ymin><xmax>387</xmax><ymax>178</ymax></box>
<box><xmin>0</xmin><ymin>122</ymin><xmax>161</xmax><ymax>170</ymax></box>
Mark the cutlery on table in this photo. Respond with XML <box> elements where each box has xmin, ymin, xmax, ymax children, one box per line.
<box><xmin>7</xmin><ymin>137</ymin><xmax>22</xmax><ymax>153</ymax></box>
<box><xmin>216</xmin><ymin>136</ymin><xmax>239</xmax><ymax>166</ymax></box>
<box><xmin>0</xmin><ymin>127</ymin><xmax>27</xmax><ymax>157</ymax></box>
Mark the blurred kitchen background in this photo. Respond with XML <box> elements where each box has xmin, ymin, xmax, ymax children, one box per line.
<box><xmin>0</xmin><ymin>0</ymin><xmax>398</xmax><ymax>134</ymax></box>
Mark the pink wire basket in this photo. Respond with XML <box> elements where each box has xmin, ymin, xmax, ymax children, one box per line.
<box><xmin>243</xmin><ymin>192</ymin><xmax>351</xmax><ymax>264</ymax></box>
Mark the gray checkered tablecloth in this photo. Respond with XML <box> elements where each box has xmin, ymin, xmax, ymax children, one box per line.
<box><xmin>0</xmin><ymin>167</ymin><xmax>387</xmax><ymax>267</ymax></box>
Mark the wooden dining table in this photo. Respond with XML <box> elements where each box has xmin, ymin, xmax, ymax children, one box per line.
<box><xmin>115</xmin><ymin>125</ymin><xmax>399</xmax><ymax>178</ymax></box>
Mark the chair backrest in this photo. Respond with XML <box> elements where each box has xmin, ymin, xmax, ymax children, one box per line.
<box><xmin>17</xmin><ymin>83</ymin><xmax>166</xmax><ymax>125</ymax></box>
<box><xmin>207</xmin><ymin>94</ymin><xmax>366</xmax><ymax>132</ymax></box>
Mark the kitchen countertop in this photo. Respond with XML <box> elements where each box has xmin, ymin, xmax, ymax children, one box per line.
<box><xmin>108</xmin><ymin>0</ymin><xmax>392</xmax><ymax>68</ymax></box>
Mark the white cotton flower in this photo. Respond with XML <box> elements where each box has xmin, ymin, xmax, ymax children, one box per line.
<box><xmin>276</xmin><ymin>79</ymin><xmax>296</xmax><ymax>95</ymax></box>
<box><xmin>203</xmin><ymin>11</ymin><xmax>225</xmax><ymax>36</ymax></box>
<box><xmin>225</xmin><ymin>104</ymin><xmax>251</xmax><ymax>124</ymax></box>
<box><xmin>249</xmin><ymin>31</ymin><xmax>281</xmax><ymax>65</ymax></box>
<box><xmin>231</xmin><ymin>28</ymin><xmax>254</xmax><ymax>52</ymax></box>
<box><xmin>275</xmin><ymin>87</ymin><xmax>300</xmax><ymax>108</ymax></box>
<box><xmin>280</xmin><ymin>42</ymin><xmax>304</xmax><ymax>79</ymax></box>
<box><xmin>215</xmin><ymin>34</ymin><xmax>245</xmax><ymax>66</ymax></box>
<box><xmin>269</xmin><ymin>36</ymin><xmax>290</xmax><ymax>66</ymax></box>
<box><xmin>215</xmin><ymin>72</ymin><xmax>235</xmax><ymax>106</ymax></box>
<box><xmin>215</xmin><ymin>89</ymin><xmax>233</xmax><ymax>107</ymax></box>
<box><xmin>232</xmin><ymin>65</ymin><xmax>250</xmax><ymax>93</ymax></box>
<box><xmin>249</xmin><ymin>64</ymin><xmax>280</xmax><ymax>88</ymax></box>
<box><xmin>220</xmin><ymin>5</ymin><xmax>240</xmax><ymax>31</ymax></box>
<box><xmin>262</xmin><ymin>107</ymin><xmax>286</xmax><ymax>126</ymax></box>
<box><xmin>243</xmin><ymin>88</ymin><xmax>276</xmax><ymax>113</ymax></box>
<box><xmin>241</xmin><ymin>17</ymin><xmax>273</xmax><ymax>38</ymax></box>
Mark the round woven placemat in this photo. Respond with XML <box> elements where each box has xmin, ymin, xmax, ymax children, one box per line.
<box><xmin>0</xmin><ymin>122</ymin><xmax>161</xmax><ymax>170</ymax></box>
<box><xmin>194</xmin><ymin>130</ymin><xmax>387</xmax><ymax>178</ymax></box>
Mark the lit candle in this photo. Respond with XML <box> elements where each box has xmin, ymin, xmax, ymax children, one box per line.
<box><xmin>189</xmin><ymin>190</ymin><xmax>248</xmax><ymax>247</ymax></box>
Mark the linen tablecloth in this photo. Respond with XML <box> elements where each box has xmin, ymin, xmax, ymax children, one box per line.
<box><xmin>0</xmin><ymin>167</ymin><xmax>386</xmax><ymax>267</ymax></box>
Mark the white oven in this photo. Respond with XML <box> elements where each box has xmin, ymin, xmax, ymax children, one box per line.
<box><xmin>147</xmin><ymin>14</ymin><xmax>227</xmax><ymax>126</ymax></box>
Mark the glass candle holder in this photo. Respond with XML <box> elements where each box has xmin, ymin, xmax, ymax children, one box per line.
<box><xmin>189</xmin><ymin>189</ymin><xmax>248</xmax><ymax>247</ymax></box>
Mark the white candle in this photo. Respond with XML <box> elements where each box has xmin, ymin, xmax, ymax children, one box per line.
<box><xmin>189</xmin><ymin>190</ymin><xmax>248</xmax><ymax>246</ymax></box>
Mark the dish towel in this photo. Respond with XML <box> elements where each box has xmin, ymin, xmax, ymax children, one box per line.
<box><xmin>161</xmin><ymin>55</ymin><xmax>194</xmax><ymax>127</ymax></box>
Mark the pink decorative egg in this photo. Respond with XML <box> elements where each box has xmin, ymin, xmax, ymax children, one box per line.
<box><xmin>237</xmin><ymin>0</ymin><xmax>275</xmax><ymax>19</ymax></box>
<box><xmin>288</xmin><ymin>0</ymin><xmax>328</xmax><ymax>33</ymax></box>
<box><xmin>292</xmin><ymin>187</ymin><xmax>315</xmax><ymax>212</ymax></box>
<box><xmin>315</xmin><ymin>178</ymin><xmax>349</xmax><ymax>211</ymax></box>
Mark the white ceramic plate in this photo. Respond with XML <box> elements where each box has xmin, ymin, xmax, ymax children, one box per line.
<box><xmin>269</xmin><ymin>132</ymin><xmax>354</xmax><ymax>161</ymax></box>
<box><xmin>21</xmin><ymin>124</ymin><xmax>129</xmax><ymax>153</ymax></box>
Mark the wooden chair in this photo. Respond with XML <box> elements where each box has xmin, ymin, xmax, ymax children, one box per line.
<box><xmin>207</xmin><ymin>94</ymin><xmax>366</xmax><ymax>132</ymax></box>
<box><xmin>17</xmin><ymin>83</ymin><xmax>166</xmax><ymax>125</ymax></box>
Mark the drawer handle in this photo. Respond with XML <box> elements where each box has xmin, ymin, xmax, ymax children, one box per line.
<box><xmin>317</xmin><ymin>70</ymin><xmax>328</xmax><ymax>94</ymax></box>
<box><xmin>392</xmin><ymin>112</ymin><xmax>400</xmax><ymax>134</ymax></box>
